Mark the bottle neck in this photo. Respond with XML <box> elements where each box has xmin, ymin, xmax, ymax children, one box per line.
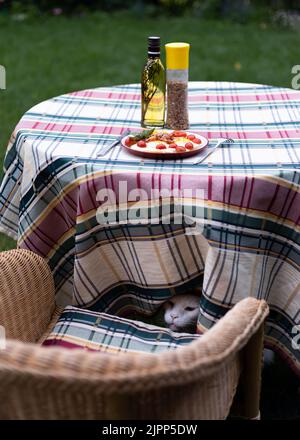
<box><xmin>148</xmin><ymin>52</ymin><xmax>160</xmax><ymax>59</ymax></box>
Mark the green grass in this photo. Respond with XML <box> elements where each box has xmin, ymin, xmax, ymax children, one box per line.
<box><xmin>0</xmin><ymin>12</ymin><xmax>298</xmax><ymax>249</ymax></box>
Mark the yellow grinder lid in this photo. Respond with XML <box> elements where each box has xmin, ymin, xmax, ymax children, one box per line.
<box><xmin>165</xmin><ymin>42</ymin><xmax>190</xmax><ymax>70</ymax></box>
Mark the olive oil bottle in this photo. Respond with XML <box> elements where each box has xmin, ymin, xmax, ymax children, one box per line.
<box><xmin>141</xmin><ymin>36</ymin><xmax>166</xmax><ymax>128</ymax></box>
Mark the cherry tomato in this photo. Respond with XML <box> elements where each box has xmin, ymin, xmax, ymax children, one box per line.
<box><xmin>187</xmin><ymin>134</ymin><xmax>195</xmax><ymax>141</ymax></box>
<box><xmin>176</xmin><ymin>146</ymin><xmax>186</xmax><ymax>153</ymax></box>
<box><xmin>193</xmin><ymin>137</ymin><xmax>202</xmax><ymax>144</ymax></box>
<box><xmin>173</xmin><ymin>131</ymin><xmax>186</xmax><ymax>137</ymax></box>
<box><xmin>185</xmin><ymin>142</ymin><xmax>194</xmax><ymax>150</ymax></box>
<box><xmin>169</xmin><ymin>143</ymin><xmax>178</xmax><ymax>149</ymax></box>
<box><xmin>137</xmin><ymin>140</ymin><xmax>147</xmax><ymax>148</ymax></box>
<box><xmin>125</xmin><ymin>137</ymin><xmax>134</xmax><ymax>147</ymax></box>
<box><xmin>156</xmin><ymin>143</ymin><xmax>167</xmax><ymax>150</ymax></box>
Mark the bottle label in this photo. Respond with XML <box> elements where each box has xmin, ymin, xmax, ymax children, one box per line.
<box><xmin>144</xmin><ymin>89</ymin><xmax>165</xmax><ymax>122</ymax></box>
<box><xmin>166</xmin><ymin>69</ymin><xmax>188</xmax><ymax>82</ymax></box>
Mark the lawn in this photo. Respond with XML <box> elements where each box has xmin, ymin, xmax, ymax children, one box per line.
<box><xmin>0</xmin><ymin>12</ymin><xmax>299</xmax><ymax>419</ymax></box>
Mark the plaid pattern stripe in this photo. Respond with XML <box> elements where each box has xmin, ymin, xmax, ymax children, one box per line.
<box><xmin>43</xmin><ymin>306</ymin><xmax>198</xmax><ymax>353</ymax></box>
<box><xmin>0</xmin><ymin>81</ymin><xmax>299</xmax><ymax>374</ymax></box>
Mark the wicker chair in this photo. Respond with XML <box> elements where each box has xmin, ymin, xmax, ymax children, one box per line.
<box><xmin>0</xmin><ymin>249</ymin><xmax>268</xmax><ymax>420</ymax></box>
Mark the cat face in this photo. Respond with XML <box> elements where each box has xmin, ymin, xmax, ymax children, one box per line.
<box><xmin>163</xmin><ymin>294</ymin><xmax>200</xmax><ymax>333</ymax></box>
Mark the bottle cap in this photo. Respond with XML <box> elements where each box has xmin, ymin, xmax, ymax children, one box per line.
<box><xmin>148</xmin><ymin>36</ymin><xmax>161</xmax><ymax>56</ymax></box>
<box><xmin>165</xmin><ymin>42</ymin><xmax>190</xmax><ymax>70</ymax></box>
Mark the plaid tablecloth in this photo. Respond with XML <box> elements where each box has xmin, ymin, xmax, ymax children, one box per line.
<box><xmin>0</xmin><ymin>81</ymin><xmax>299</xmax><ymax>373</ymax></box>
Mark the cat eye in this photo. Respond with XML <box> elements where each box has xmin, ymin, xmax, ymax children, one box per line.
<box><xmin>185</xmin><ymin>306</ymin><xmax>196</xmax><ymax>311</ymax></box>
<box><xmin>167</xmin><ymin>300</ymin><xmax>174</xmax><ymax>306</ymax></box>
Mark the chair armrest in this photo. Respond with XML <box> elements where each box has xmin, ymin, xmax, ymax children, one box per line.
<box><xmin>0</xmin><ymin>249</ymin><xmax>55</xmax><ymax>343</ymax></box>
<box><xmin>0</xmin><ymin>297</ymin><xmax>268</xmax><ymax>420</ymax></box>
<box><xmin>0</xmin><ymin>297</ymin><xmax>268</xmax><ymax>383</ymax></box>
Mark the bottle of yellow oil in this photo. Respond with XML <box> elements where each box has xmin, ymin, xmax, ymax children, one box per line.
<box><xmin>141</xmin><ymin>36</ymin><xmax>166</xmax><ymax>128</ymax></box>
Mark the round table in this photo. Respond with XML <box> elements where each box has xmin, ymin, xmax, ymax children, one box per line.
<box><xmin>0</xmin><ymin>81</ymin><xmax>299</xmax><ymax>374</ymax></box>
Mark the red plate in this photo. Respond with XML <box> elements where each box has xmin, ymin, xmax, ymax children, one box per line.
<box><xmin>121</xmin><ymin>130</ymin><xmax>209</xmax><ymax>160</ymax></box>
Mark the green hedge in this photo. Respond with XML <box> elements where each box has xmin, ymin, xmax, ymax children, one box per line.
<box><xmin>0</xmin><ymin>0</ymin><xmax>299</xmax><ymax>19</ymax></box>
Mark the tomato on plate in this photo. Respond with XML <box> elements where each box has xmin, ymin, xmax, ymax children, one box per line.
<box><xmin>185</xmin><ymin>142</ymin><xmax>194</xmax><ymax>150</ymax></box>
<box><xmin>156</xmin><ymin>143</ymin><xmax>167</xmax><ymax>150</ymax></box>
<box><xmin>173</xmin><ymin>131</ymin><xmax>186</xmax><ymax>137</ymax></box>
<box><xmin>187</xmin><ymin>134</ymin><xmax>195</xmax><ymax>141</ymax></box>
<box><xmin>176</xmin><ymin>146</ymin><xmax>186</xmax><ymax>153</ymax></box>
<box><xmin>193</xmin><ymin>137</ymin><xmax>202</xmax><ymax>144</ymax></box>
<box><xmin>137</xmin><ymin>140</ymin><xmax>147</xmax><ymax>148</ymax></box>
<box><xmin>125</xmin><ymin>137</ymin><xmax>134</xmax><ymax>147</ymax></box>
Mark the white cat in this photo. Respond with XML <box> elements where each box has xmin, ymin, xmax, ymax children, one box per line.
<box><xmin>163</xmin><ymin>293</ymin><xmax>200</xmax><ymax>333</ymax></box>
<box><xmin>163</xmin><ymin>294</ymin><xmax>276</xmax><ymax>367</ymax></box>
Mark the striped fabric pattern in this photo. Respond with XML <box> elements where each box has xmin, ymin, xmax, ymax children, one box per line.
<box><xmin>0</xmin><ymin>81</ymin><xmax>299</xmax><ymax>374</ymax></box>
<box><xmin>43</xmin><ymin>306</ymin><xmax>198</xmax><ymax>353</ymax></box>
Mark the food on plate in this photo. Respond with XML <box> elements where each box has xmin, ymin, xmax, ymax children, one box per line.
<box><xmin>137</xmin><ymin>140</ymin><xmax>147</xmax><ymax>148</ymax></box>
<box><xmin>124</xmin><ymin>129</ymin><xmax>203</xmax><ymax>154</ymax></box>
<box><xmin>175</xmin><ymin>146</ymin><xmax>186</xmax><ymax>153</ymax></box>
<box><xmin>185</xmin><ymin>142</ymin><xmax>194</xmax><ymax>150</ymax></box>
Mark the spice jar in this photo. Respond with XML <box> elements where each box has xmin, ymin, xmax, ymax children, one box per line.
<box><xmin>165</xmin><ymin>42</ymin><xmax>190</xmax><ymax>130</ymax></box>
